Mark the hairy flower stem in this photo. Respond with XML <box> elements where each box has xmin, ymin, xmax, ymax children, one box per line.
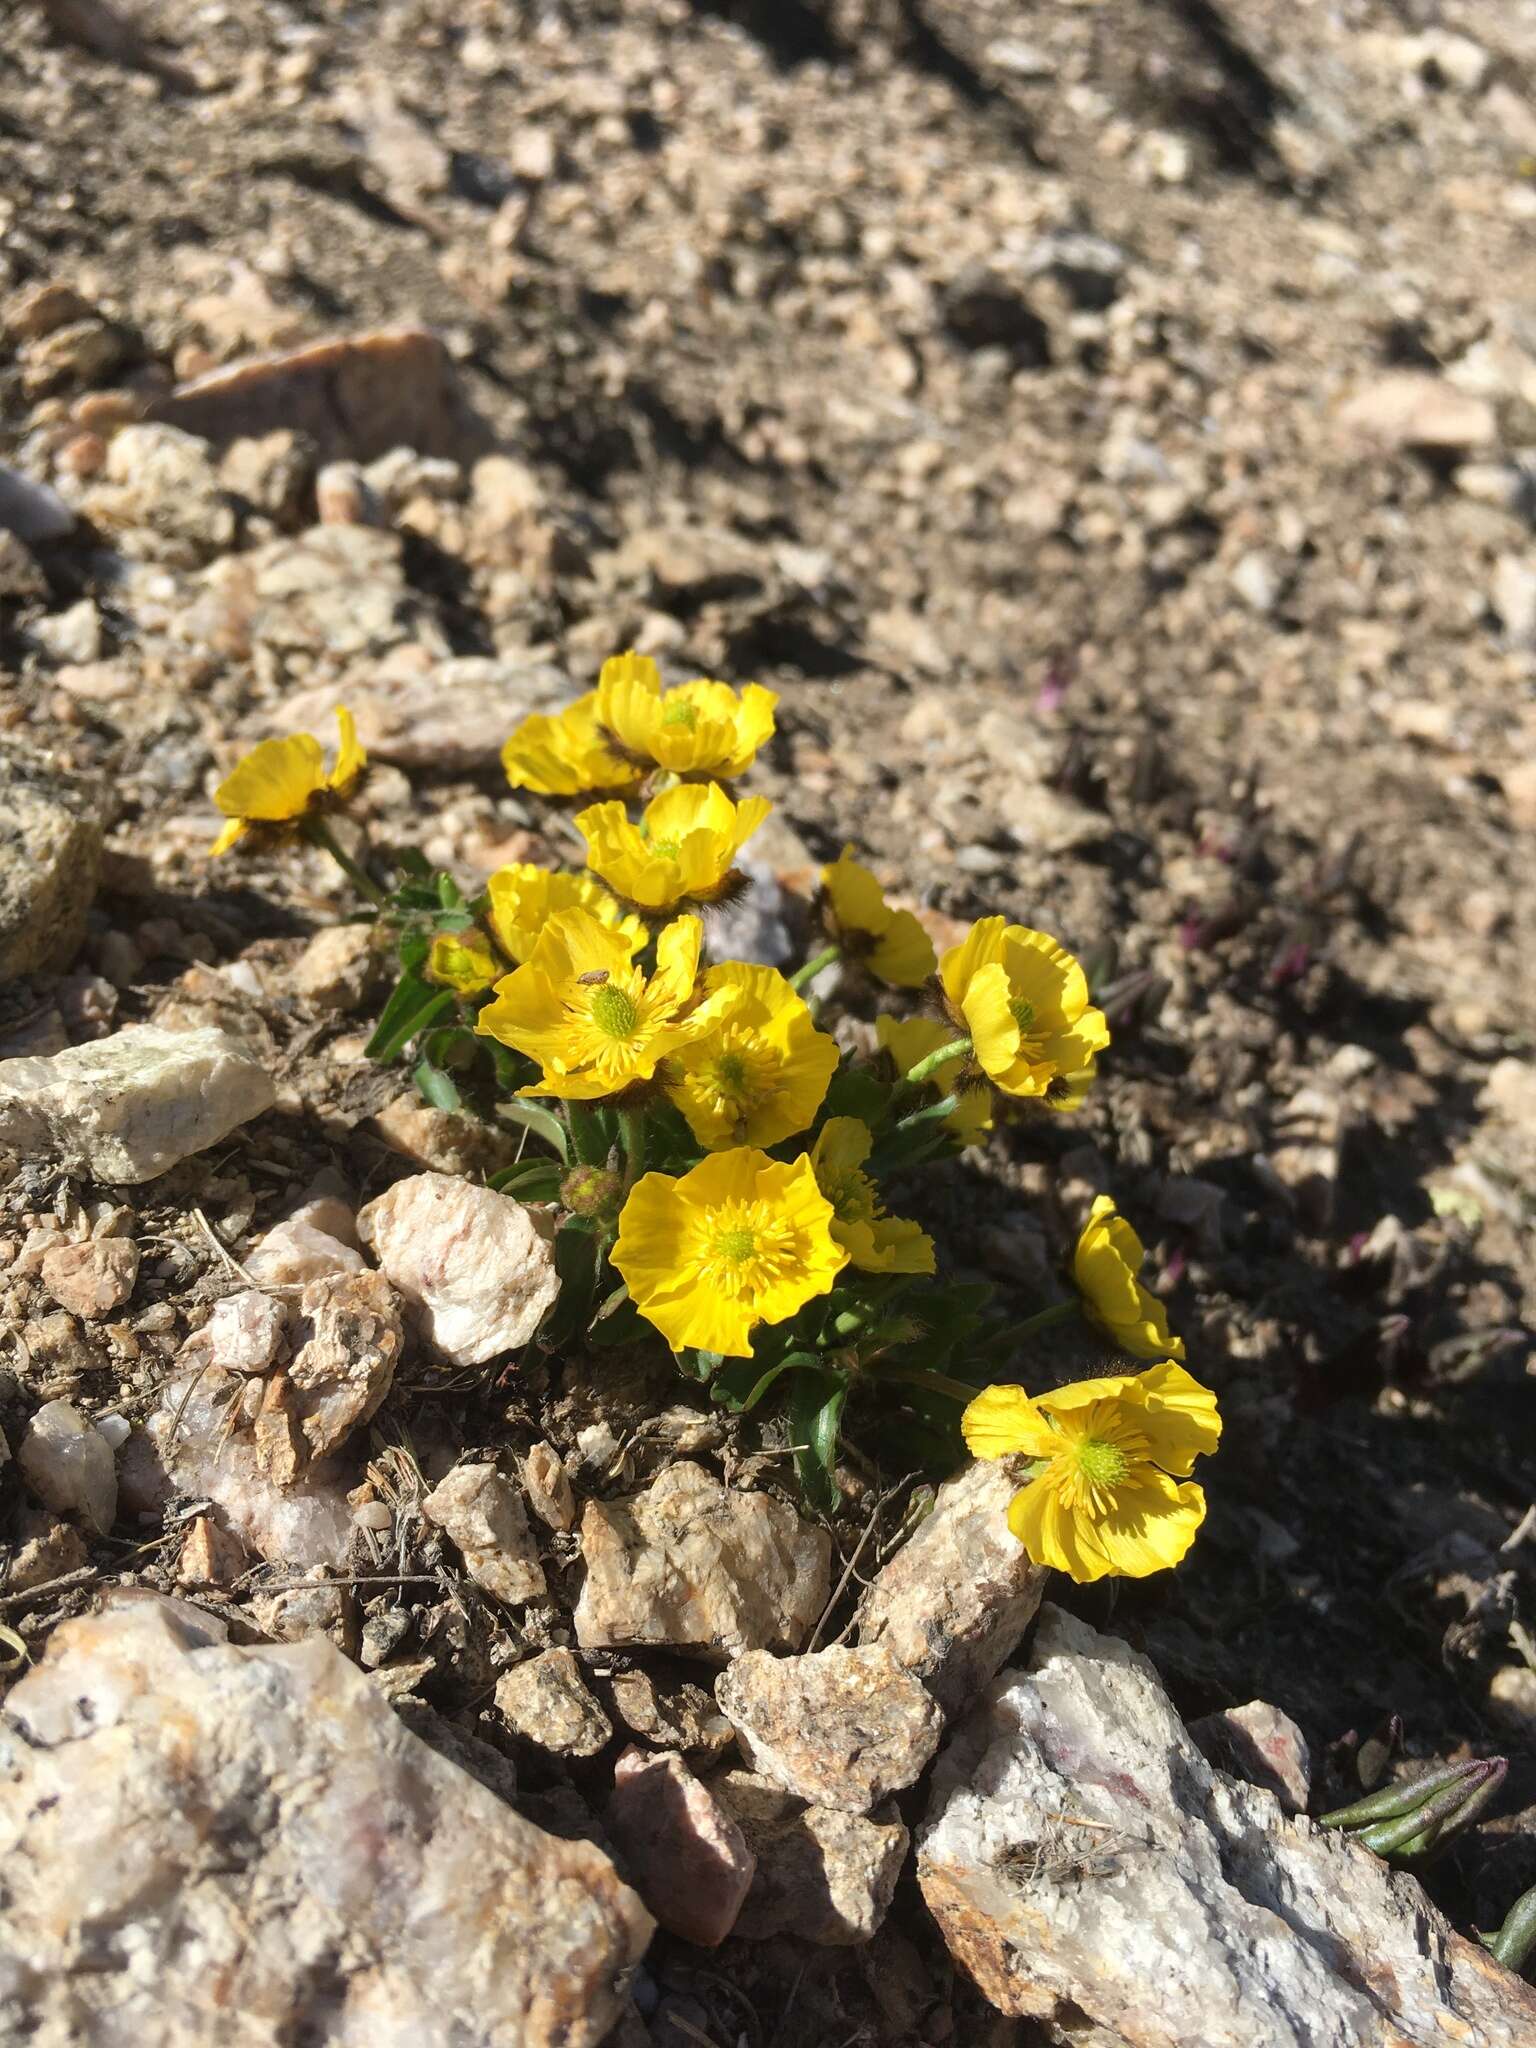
<box><xmin>303</xmin><ymin>817</ymin><xmax>387</xmax><ymax>908</ymax></box>
<box><xmin>565</xmin><ymin>1101</ymin><xmax>611</xmax><ymax>1168</ymax></box>
<box><xmin>789</xmin><ymin>943</ymin><xmax>841</xmax><ymax>992</ymax></box>
<box><xmin>903</xmin><ymin>1037</ymin><xmax>973</xmax><ymax>1088</ymax></box>
<box><xmin>1485</xmin><ymin>1881</ymin><xmax>1536</xmax><ymax>1972</ymax></box>
<box><xmin>618</xmin><ymin>1107</ymin><xmax>647</xmax><ymax>1192</ymax></box>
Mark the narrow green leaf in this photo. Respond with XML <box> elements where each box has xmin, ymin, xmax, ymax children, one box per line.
<box><xmin>365</xmin><ymin>977</ymin><xmax>454</xmax><ymax>1063</ymax></box>
<box><xmin>496</xmin><ymin>1099</ymin><xmax>570</xmax><ymax>1164</ymax></box>
<box><xmin>790</xmin><ymin>1370</ymin><xmax>848</xmax><ymax>1517</ymax></box>
<box><xmin>412</xmin><ymin>1059</ymin><xmax>463</xmax><ymax>1112</ymax></box>
<box><xmin>488</xmin><ymin>1161</ymin><xmax>564</xmax><ymax>1200</ymax></box>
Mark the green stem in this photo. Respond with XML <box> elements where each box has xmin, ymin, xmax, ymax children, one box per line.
<box><xmin>1486</xmin><ymin>1881</ymin><xmax>1536</xmax><ymax>1973</ymax></box>
<box><xmin>789</xmin><ymin>943</ymin><xmax>842</xmax><ymax>992</ymax></box>
<box><xmin>1014</xmin><ymin>1301</ymin><xmax>1077</xmax><ymax>1339</ymax></box>
<box><xmin>303</xmin><ymin>816</ymin><xmax>386</xmax><ymax>907</ymax></box>
<box><xmin>565</xmin><ymin>1101</ymin><xmax>610</xmax><ymax>1168</ymax></box>
<box><xmin>904</xmin><ymin>1036</ymin><xmax>972</xmax><ymax>1087</ymax></box>
<box><xmin>874</xmin><ymin>1366</ymin><xmax>980</xmax><ymax>1405</ymax></box>
<box><xmin>618</xmin><ymin>1107</ymin><xmax>647</xmax><ymax>1192</ymax></box>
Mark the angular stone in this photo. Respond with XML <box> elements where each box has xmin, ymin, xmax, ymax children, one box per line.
<box><xmin>0</xmin><ymin>743</ymin><xmax>103</xmax><ymax>979</ymax></box>
<box><xmin>917</xmin><ymin>1605</ymin><xmax>1536</xmax><ymax>2047</ymax></box>
<box><xmin>179</xmin><ymin>1290</ymin><xmax>288</xmax><ymax>1375</ymax></box>
<box><xmin>1337</xmin><ymin>373</ymin><xmax>1497</xmax><ymax>452</ymax></box>
<box><xmin>522</xmin><ymin>1440</ymin><xmax>576</xmax><ymax>1531</ymax></box>
<box><xmin>574</xmin><ymin>1461</ymin><xmax>831</xmax><ymax>1662</ymax></box>
<box><xmin>280</xmin><ymin>657</ymin><xmax>570</xmax><ymax>771</ymax></box>
<box><xmin>422</xmin><ymin>1461</ymin><xmax>547</xmax><ymax>1606</ymax></box>
<box><xmin>244</xmin><ymin>1214</ymin><xmax>366</xmax><ymax>1288</ymax></box>
<box><xmin>711</xmin><ymin>1768</ymin><xmax>909</xmax><ymax>1945</ymax></box>
<box><xmin>0</xmin><ymin>1597</ymin><xmax>651</xmax><ymax>2046</ymax></box>
<box><xmin>857</xmin><ymin>1458</ymin><xmax>1050</xmax><ymax>1718</ymax></box>
<box><xmin>370</xmin><ymin>1093</ymin><xmax>524</xmax><ymax>1178</ymax></box>
<box><xmin>716</xmin><ymin>1644</ymin><xmax>943</xmax><ymax>1814</ymax></box>
<box><xmin>148</xmin><ymin>327</ymin><xmax>491</xmax><ymax>463</ymax></box>
<box><xmin>40</xmin><ymin>1235</ymin><xmax>139</xmax><ymax>1317</ymax></box>
<box><xmin>496</xmin><ymin>1648</ymin><xmax>613</xmax><ymax>1758</ymax></box>
<box><xmin>2</xmin><ymin>1503</ymin><xmax>89</xmax><ymax>1592</ymax></box>
<box><xmin>0</xmin><ymin>1024</ymin><xmax>275</xmax><ymax>1184</ymax></box>
<box><xmin>289</xmin><ymin>923</ymin><xmax>381</xmax><ymax>1010</ymax></box>
<box><xmin>606</xmin><ymin>1746</ymin><xmax>755</xmax><ymax>1948</ymax></box>
<box><xmin>16</xmin><ymin>1399</ymin><xmax>117</xmax><ymax>1535</ymax></box>
<box><xmin>1189</xmin><ymin>1699</ymin><xmax>1312</xmax><ymax>1815</ymax></box>
<box><xmin>146</xmin><ymin>1366</ymin><xmax>354</xmax><ymax>1567</ymax></box>
<box><xmin>284</xmin><ymin>1269</ymin><xmax>403</xmax><ymax>1461</ymax></box>
<box><xmin>358</xmin><ymin>1172</ymin><xmax>560</xmax><ymax>1367</ymax></box>
<box><xmin>174</xmin><ymin>1513</ymin><xmax>249</xmax><ymax>1589</ymax></box>
<box><xmin>610</xmin><ymin>1667</ymin><xmax>735</xmax><ymax>1760</ymax></box>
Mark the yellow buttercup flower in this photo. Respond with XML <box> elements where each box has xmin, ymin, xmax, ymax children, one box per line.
<box><xmin>939</xmin><ymin>917</ymin><xmax>1109</xmax><ymax>1109</ymax></box>
<box><xmin>613</xmin><ymin>1147</ymin><xmax>847</xmax><ymax>1356</ymax></box>
<box><xmin>595</xmin><ymin>649</ymin><xmax>778</xmax><ymax>778</ymax></box>
<box><xmin>962</xmin><ymin>1361</ymin><xmax>1220</xmax><ymax>1584</ymax></box>
<box><xmin>486</xmin><ymin>864</ymin><xmax>646</xmax><ymax>965</ymax></box>
<box><xmin>820</xmin><ymin>847</ymin><xmax>936</xmax><ymax>988</ymax></box>
<box><xmin>577</xmin><ymin>782</ymin><xmax>771</xmax><ymax>913</ymax></box>
<box><xmin>809</xmin><ymin>1118</ymin><xmax>935</xmax><ymax>1275</ymax></box>
<box><xmin>428</xmin><ymin>930</ymin><xmax>499</xmax><ymax>995</ymax></box>
<box><xmin>211</xmin><ymin>707</ymin><xmax>365</xmax><ymax>855</ymax></box>
<box><xmin>501</xmin><ymin>691</ymin><xmax>642</xmax><ymax>797</ymax></box>
<box><xmin>1073</xmin><ymin>1195</ymin><xmax>1184</xmax><ymax>1361</ymax></box>
<box><xmin>666</xmin><ymin>962</ymin><xmax>839</xmax><ymax>1150</ymax></box>
<box><xmin>475</xmin><ymin>908</ymin><xmax>719</xmax><ymax>1099</ymax></box>
<box><xmin>875</xmin><ymin>1016</ymin><xmax>992</xmax><ymax>1145</ymax></box>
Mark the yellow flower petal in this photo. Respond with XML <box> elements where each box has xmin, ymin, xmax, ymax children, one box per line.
<box><xmin>1078</xmin><ymin>1471</ymin><xmax>1207</xmax><ymax>1581</ymax></box>
<box><xmin>596</xmin><ymin>650</ymin><xmax>778</xmax><ymax>778</ymax></box>
<box><xmin>961</xmin><ymin>1384</ymin><xmax>1060</xmax><ymax>1462</ymax></box>
<box><xmin>1007</xmin><ymin>1475</ymin><xmax>1112</xmax><ymax>1581</ymax></box>
<box><xmin>428</xmin><ymin>931</ymin><xmax>499</xmax><ymax>995</ymax></box>
<box><xmin>210</xmin><ymin>816</ymin><xmax>248</xmax><ymax>857</ymax></box>
<box><xmin>215</xmin><ymin>732</ymin><xmax>326</xmax><ymax>825</ymax></box>
<box><xmin>939</xmin><ymin>919</ymin><xmax>1109</xmax><ymax>1110</ymax></box>
<box><xmin>327</xmin><ymin>705</ymin><xmax>366</xmax><ymax>793</ymax></box>
<box><xmin>486</xmin><ymin>864</ymin><xmax>646</xmax><ymax>965</ymax></box>
<box><xmin>577</xmin><ymin>783</ymin><xmax>770</xmax><ymax>911</ymax></box>
<box><xmin>501</xmin><ymin>691</ymin><xmax>641</xmax><ymax>796</ymax></box>
<box><xmin>808</xmin><ymin>1116</ymin><xmax>933</xmax><ymax>1274</ymax></box>
<box><xmin>1130</xmin><ymin>1361</ymin><xmax>1222</xmax><ymax>1476</ymax></box>
<box><xmin>667</xmin><ymin>962</ymin><xmax>838</xmax><ymax>1150</ymax></box>
<box><xmin>820</xmin><ymin>847</ymin><xmax>937</xmax><ymax>988</ymax></box>
<box><xmin>1072</xmin><ymin>1194</ymin><xmax>1184</xmax><ymax>1362</ymax></box>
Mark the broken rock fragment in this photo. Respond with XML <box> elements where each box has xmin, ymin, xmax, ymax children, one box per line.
<box><xmin>856</xmin><ymin>1457</ymin><xmax>1050</xmax><ymax>1717</ymax></box>
<box><xmin>1189</xmin><ymin>1698</ymin><xmax>1313</xmax><ymax>1815</ymax></box>
<box><xmin>0</xmin><ymin>1023</ymin><xmax>275</xmax><ymax>1183</ymax></box>
<box><xmin>573</xmin><ymin>1460</ymin><xmax>831</xmax><ymax>1661</ymax></box>
<box><xmin>40</xmin><ymin>1235</ymin><xmax>139</xmax><ymax>1317</ymax></box>
<box><xmin>496</xmin><ymin>1648</ymin><xmax>613</xmax><ymax>1758</ymax></box>
<box><xmin>284</xmin><ymin>1269</ymin><xmax>403</xmax><ymax>1461</ymax></box>
<box><xmin>607</xmin><ymin>1746</ymin><xmax>756</xmax><ymax>1948</ymax></box>
<box><xmin>422</xmin><ymin>1460</ymin><xmax>547</xmax><ymax>1605</ymax></box>
<box><xmin>0</xmin><ymin>1596</ymin><xmax>652</xmax><ymax>2047</ymax></box>
<box><xmin>711</xmin><ymin>1768</ymin><xmax>909</xmax><ymax>1945</ymax></box>
<box><xmin>716</xmin><ymin>1643</ymin><xmax>943</xmax><ymax>1813</ymax></box>
<box><xmin>0</xmin><ymin>742</ymin><xmax>104</xmax><ymax>979</ymax></box>
<box><xmin>16</xmin><ymin>1398</ymin><xmax>117</xmax><ymax>1535</ymax></box>
<box><xmin>917</xmin><ymin>1604</ymin><xmax>1536</xmax><ymax>2047</ymax></box>
<box><xmin>358</xmin><ymin>1171</ymin><xmax>560</xmax><ymax>1366</ymax></box>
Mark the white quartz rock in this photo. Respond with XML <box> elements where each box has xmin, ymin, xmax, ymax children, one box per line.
<box><xmin>0</xmin><ymin>1023</ymin><xmax>275</xmax><ymax>1182</ymax></box>
<box><xmin>357</xmin><ymin>1171</ymin><xmax>559</xmax><ymax>1365</ymax></box>
<box><xmin>16</xmin><ymin>1398</ymin><xmax>117</xmax><ymax>1534</ymax></box>
<box><xmin>0</xmin><ymin>1595</ymin><xmax>653</xmax><ymax>2047</ymax></box>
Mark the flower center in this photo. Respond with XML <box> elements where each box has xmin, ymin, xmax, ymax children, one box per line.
<box><xmin>589</xmin><ymin>982</ymin><xmax>640</xmax><ymax>1039</ymax></box>
<box><xmin>1009</xmin><ymin>995</ymin><xmax>1037</xmax><ymax>1031</ymax></box>
<box><xmin>817</xmin><ymin>1164</ymin><xmax>876</xmax><ymax>1227</ymax></box>
<box><xmin>713</xmin><ymin>1226</ymin><xmax>757</xmax><ymax>1262</ymax></box>
<box><xmin>693</xmin><ymin>1199</ymin><xmax>799</xmax><ymax>1297</ymax></box>
<box><xmin>649</xmin><ymin>836</ymin><xmax>681</xmax><ymax>861</ymax></box>
<box><xmin>1074</xmin><ymin>1436</ymin><xmax>1129</xmax><ymax>1488</ymax></box>
<box><xmin>662</xmin><ymin>701</ymin><xmax>700</xmax><ymax>730</ymax></box>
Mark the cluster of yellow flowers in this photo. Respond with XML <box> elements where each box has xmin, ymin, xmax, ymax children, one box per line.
<box><xmin>208</xmin><ymin>651</ymin><xmax>1220</xmax><ymax>1585</ymax></box>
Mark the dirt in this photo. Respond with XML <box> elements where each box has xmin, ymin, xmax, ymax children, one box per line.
<box><xmin>3</xmin><ymin>1</ymin><xmax>1536</xmax><ymax>2041</ymax></box>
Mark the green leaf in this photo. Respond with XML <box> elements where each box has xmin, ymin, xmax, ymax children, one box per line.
<box><xmin>537</xmin><ymin>1224</ymin><xmax>599</xmax><ymax>1350</ymax></box>
<box><xmin>822</xmin><ymin>1061</ymin><xmax>892</xmax><ymax>1127</ymax></box>
<box><xmin>566</xmin><ymin>1100</ymin><xmax>611</xmax><ymax>1167</ymax></box>
<box><xmin>365</xmin><ymin>975</ymin><xmax>455</xmax><ymax>1063</ymax></box>
<box><xmin>398</xmin><ymin>930</ymin><xmax>431</xmax><ymax>972</ymax></box>
<box><xmin>412</xmin><ymin>1058</ymin><xmax>463</xmax><ymax>1112</ymax></box>
<box><xmin>495</xmin><ymin>1099</ymin><xmax>570</xmax><ymax>1164</ymax></box>
<box><xmin>713</xmin><ymin>1349</ymin><xmax>819</xmax><ymax>1415</ymax></box>
<box><xmin>488</xmin><ymin>1160</ymin><xmax>565</xmax><ymax>1200</ymax></box>
<box><xmin>437</xmin><ymin>873</ymin><xmax>465</xmax><ymax>910</ymax></box>
<box><xmin>588</xmin><ymin>1295</ymin><xmax>649</xmax><ymax>1347</ymax></box>
<box><xmin>790</xmin><ymin>1369</ymin><xmax>848</xmax><ymax>1517</ymax></box>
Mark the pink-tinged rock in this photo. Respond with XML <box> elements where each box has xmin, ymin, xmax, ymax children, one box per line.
<box><xmin>607</xmin><ymin>1747</ymin><xmax>756</xmax><ymax>1947</ymax></box>
<box><xmin>857</xmin><ymin>1457</ymin><xmax>1050</xmax><ymax>1718</ymax></box>
<box><xmin>40</xmin><ymin>1235</ymin><xmax>138</xmax><ymax>1317</ymax></box>
<box><xmin>244</xmin><ymin>1214</ymin><xmax>366</xmax><ymax>1288</ymax></box>
<box><xmin>147</xmin><ymin>327</ymin><xmax>491</xmax><ymax>463</ymax></box>
<box><xmin>716</xmin><ymin>1644</ymin><xmax>943</xmax><ymax>1814</ymax></box>
<box><xmin>0</xmin><ymin>1596</ymin><xmax>652</xmax><ymax>2046</ymax></box>
<box><xmin>1189</xmin><ymin>1699</ymin><xmax>1312</xmax><ymax>1815</ymax></box>
<box><xmin>178</xmin><ymin>1289</ymin><xmax>287</xmax><ymax>1375</ymax></box>
<box><xmin>357</xmin><ymin>1171</ymin><xmax>560</xmax><ymax>1367</ymax></box>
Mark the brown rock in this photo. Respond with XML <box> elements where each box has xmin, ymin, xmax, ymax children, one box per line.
<box><xmin>1336</xmin><ymin>373</ymin><xmax>1497</xmax><ymax>453</ymax></box>
<box><xmin>2</xmin><ymin>1504</ymin><xmax>89</xmax><ymax>1593</ymax></box>
<box><xmin>716</xmin><ymin>1644</ymin><xmax>943</xmax><ymax>1813</ymax></box>
<box><xmin>422</xmin><ymin>1461</ymin><xmax>547</xmax><ymax>1606</ymax></box>
<box><xmin>175</xmin><ymin>1514</ymin><xmax>249</xmax><ymax>1589</ymax></box>
<box><xmin>573</xmin><ymin>1461</ymin><xmax>832</xmax><ymax>1662</ymax></box>
<box><xmin>496</xmin><ymin>1649</ymin><xmax>613</xmax><ymax>1758</ymax></box>
<box><xmin>606</xmin><ymin>1747</ymin><xmax>756</xmax><ymax>1947</ymax></box>
<box><xmin>710</xmin><ymin>1768</ymin><xmax>909</xmax><ymax>1945</ymax></box>
<box><xmin>522</xmin><ymin>1441</ymin><xmax>577</xmax><ymax>1532</ymax></box>
<box><xmin>148</xmin><ymin>328</ymin><xmax>491</xmax><ymax>464</ymax></box>
<box><xmin>284</xmin><ymin>1269</ymin><xmax>403</xmax><ymax>1461</ymax></box>
<box><xmin>41</xmin><ymin>1237</ymin><xmax>139</xmax><ymax>1318</ymax></box>
<box><xmin>610</xmin><ymin>1667</ymin><xmax>734</xmax><ymax>1761</ymax></box>
<box><xmin>857</xmin><ymin>1459</ymin><xmax>1051</xmax><ymax>1719</ymax></box>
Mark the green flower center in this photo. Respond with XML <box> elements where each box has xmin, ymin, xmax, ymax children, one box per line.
<box><xmin>649</xmin><ymin>836</ymin><xmax>681</xmax><ymax>861</ymax></box>
<box><xmin>662</xmin><ymin>701</ymin><xmax>700</xmax><ymax>730</ymax></box>
<box><xmin>1009</xmin><ymin>996</ymin><xmax>1037</xmax><ymax>1032</ymax></box>
<box><xmin>817</xmin><ymin>1164</ymin><xmax>875</xmax><ymax>1227</ymax></box>
<box><xmin>589</xmin><ymin>983</ymin><xmax>640</xmax><ymax>1039</ymax></box>
<box><xmin>1074</xmin><ymin>1437</ymin><xmax>1129</xmax><ymax>1488</ymax></box>
<box><xmin>713</xmin><ymin>1226</ymin><xmax>757</xmax><ymax>1262</ymax></box>
<box><xmin>714</xmin><ymin>1050</ymin><xmax>750</xmax><ymax>1092</ymax></box>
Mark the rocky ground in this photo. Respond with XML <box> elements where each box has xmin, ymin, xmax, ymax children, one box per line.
<box><xmin>3</xmin><ymin>1</ymin><xmax>1536</xmax><ymax>2043</ymax></box>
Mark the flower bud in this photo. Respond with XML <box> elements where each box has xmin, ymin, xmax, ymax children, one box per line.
<box><xmin>561</xmin><ymin>1165</ymin><xmax>623</xmax><ymax>1222</ymax></box>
